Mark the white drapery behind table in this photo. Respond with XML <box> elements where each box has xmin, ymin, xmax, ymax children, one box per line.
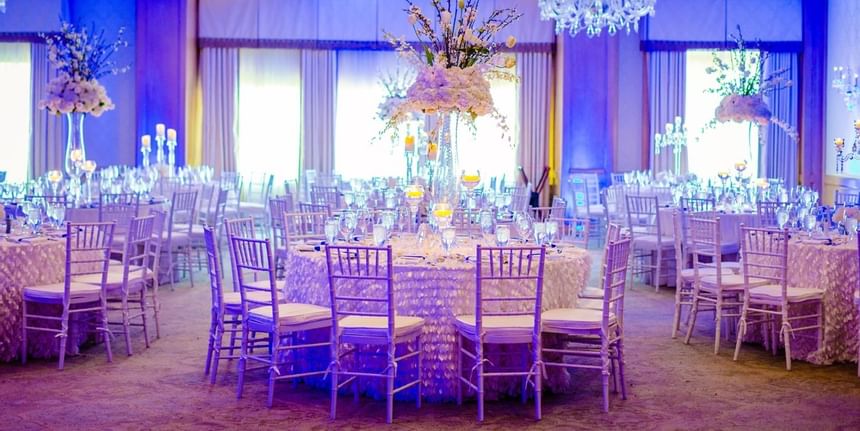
<box><xmin>29</xmin><ymin>42</ymin><xmax>63</xmax><ymax>179</ymax></box>
<box><xmin>201</xmin><ymin>47</ymin><xmax>239</xmax><ymax>175</ymax></box>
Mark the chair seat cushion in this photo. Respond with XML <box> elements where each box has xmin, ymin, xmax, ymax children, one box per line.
<box><xmin>576</xmin><ymin>298</ymin><xmax>604</xmax><ymax>310</ymax></box>
<box><xmin>454</xmin><ymin>314</ymin><xmax>537</xmax><ymax>343</ymax></box>
<box><xmin>721</xmin><ymin>261</ymin><xmax>742</xmax><ymax>273</ymax></box>
<box><xmin>699</xmin><ymin>273</ymin><xmax>768</xmax><ymax>290</ymax></box>
<box><xmin>579</xmin><ymin>286</ymin><xmax>603</xmax><ymax>299</ymax></box>
<box><xmin>542</xmin><ymin>308</ymin><xmax>617</xmax><ymax>333</ymax></box>
<box><xmin>74</xmin><ymin>265</ymin><xmax>149</xmax><ymax>291</ymax></box>
<box><xmin>23</xmin><ymin>282</ymin><xmax>102</xmax><ymax>303</ymax></box>
<box><xmin>223</xmin><ymin>290</ymin><xmax>274</xmax><ymax>307</ymax></box>
<box><xmin>248</xmin><ymin>303</ymin><xmax>331</xmax><ymax>330</ymax></box>
<box><xmin>680</xmin><ymin>267</ymin><xmax>734</xmax><ymax>281</ymax></box>
<box><xmin>339</xmin><ymin>315</ymin><xmax>424</xmax><ymax>342</ymax></box>
<box><xmin>749</xmin><ymin>285</ymin><xmax>824</xmax><ymax>303</ymax></box>
<box><xmin>632</xmin><ymin>235</ymin><xmax>675</xmax><ymax>250</ymax></box>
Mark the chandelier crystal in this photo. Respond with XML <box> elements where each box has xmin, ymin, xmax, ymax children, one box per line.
<box><xmin>539</xmin><ymin>0</ymin><xmax>656</xmax><ymax>38</ymax></box>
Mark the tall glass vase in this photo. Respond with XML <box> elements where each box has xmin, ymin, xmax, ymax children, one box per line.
<box><xmin>431</xmin><ymin>112</ymin><xmax>460</xmax><ymax>204</ymax></box>
<box><xmin>64</xmin><ymin>112</ymin><xmax>86</xmax><ymax>177</ymax></box>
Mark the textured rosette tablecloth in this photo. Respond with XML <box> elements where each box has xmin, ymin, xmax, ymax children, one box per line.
<box><xmin>282</xmin><ymin>237</ymin><xmax>592</xmax><ymax>402</ymax></box>
<box><xmin>0</xmin><ymin>237</ymin><xmax>92</xmax><ymax>362</ymax></box>
<box><xmin>778</xmin><ymin>239</ymin><xmax>859</xmax><ymax>364</ymax></box>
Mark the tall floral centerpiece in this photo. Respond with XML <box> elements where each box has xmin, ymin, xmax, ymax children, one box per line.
<box><xmin>703</xmin><ymin>26</ymin><xmax>797</xmax><ymax>163</ymax></box>
<box><xmin>38</xmin><ymin>22</ymin><xmax>128</xmax><ymax>177</ymax></box>
<box><xmin>384</xmin><ymin>0</ymin><xmax>520</xmax><ymax>202</ymax></box>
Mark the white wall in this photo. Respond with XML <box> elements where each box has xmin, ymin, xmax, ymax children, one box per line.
<box><xmin>647</xmin><ymin>0</ymin><xmax>801</xmax><ymax>42</ymax></box>
<box><xmin>615</xmin><ymin>32</ymin><xmax>643</xmax><ymax>172</ymax></box>
<box><xmin>826</xmin><ymin>0</ymin><xmax>860</xmax><ymax>177</ymax></box>
<box><xmin>199</xmin><ymin>0</ymin><xmax>555</xmax><ymax>43</ymax></box>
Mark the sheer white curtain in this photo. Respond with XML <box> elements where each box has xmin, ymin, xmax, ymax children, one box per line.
<box><xmin>517</xmin><ymin>51</ymin><xmax>552</xmax><ymax>201</ymax></box>
<box><xmin>29</xmin><ymin>43</ymin><xmax>63</xmax><ymax>179</ymax></box>
<box><xmin>761</xmin><ymin>52</ymin><xmax>798</xmax><ymax>184</ymax></box>
<box><xmin>334</xmin><ymin>50</ymin><xmax>406</xmax><ymax>179</ymax></box>
<box><xmin>301</xmin><ymin>49</ymin><xmax>336</xmax><ymax>176</ymax></box>
<box><xmin>237</xmin><ymin>48</ymin><xmax>302</xmax><ymax>181</ymax></box>
<box><xmin>201</xmin><ymin>47</ymin><xmax>239</xmax><ymax>175</ymax></box>
<box><xmin>457</xmin><ymin>77</ymin><xmax>520</xmax><ymax>185</ymax></box>
<box><xmin>0</xmin><ymin>43</ymin><xmax>32</xmax><ymax>182</ymax></box>
<box><xmin>647</xmin><ymin>50</ymin><xmax>688</xmax><ymax>175</ymax></box>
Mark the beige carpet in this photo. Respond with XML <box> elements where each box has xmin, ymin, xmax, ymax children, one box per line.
<box><xmin>2</xmin><ymin>258</ymin><xmax>859</xmax><ymax>430</ymax></box>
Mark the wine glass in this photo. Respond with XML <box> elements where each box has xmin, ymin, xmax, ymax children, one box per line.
<box><xmin>776</xmin><ymin>207</ymin><xmax>789</xmax><ymax>230</ymax></box>
<box><xmin>27</xmin><ymin>205</ymin><xmax>43</xmax><ymax>235</ymax></box>
<box><xmin>533</xmin><ymin>222</ymin><xmax>547</xmax><ymax>245</ymax></box>
<box><xmin>803</xmin><ymin>213</ymin><xmax>817</xmax><ymax>236</ymax></box>
<box><xmin>432</xmin><ymin>202</ymin><xmax>453</xmax><ymax>229</ymax></box>
<box><xmin>495</xmin><ymin>225</ymin><xmax>510</xmax><ymax>247</ymax></box>
<box><xmin>324</xmin><ymin>218</ymin><xmax>339</xmax><ymax>245</ymax></box>
<box><xmin>546</xmin><ymin>220</ymin><xmax>558</xmax><ymax>245</ymax></box>
<box><xmin>343</xmin><ymin>192</ymin><xmax>355</xmax><ymax>208</ymax></box>
<box><xmin>373</xmin><ymin>224</ymin><xmax>387</xmax><ymax>247</ymax></box>
<box><xmin>515</xmin><ymin>212</ymin><xmax>532</xmax><ymax>243</ymax></box>
<box><xmin>381</xmin><ymin>210</ymin><xmax>396</xmax><ymax>237</ymax></box>
<box><xmin>441</xmin><ymin>227</ymin><xmax>456</xmax><ymax>255</ymax></box>
<box><xmin>479</xmin><ymin>210</ymin><xmax>494</xmax><ymax>236</ymax></box>
<box><xmin>340</xmin><ymin>211</ymin><xmax>357</xmax><ymax>242</ymax></box>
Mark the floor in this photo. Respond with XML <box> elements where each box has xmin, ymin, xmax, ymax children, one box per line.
<box><xmin>2</xmin><ymin>253</ymin><xmax>860</xmax><ymax>431</ymax></box>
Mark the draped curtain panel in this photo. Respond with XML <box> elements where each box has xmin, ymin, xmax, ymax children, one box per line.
<box><xmin>201</xmin><ymin>47</ymin><xmax>239</xmax><ymax>175</ymax></box>
<box><xmin>517</xmin><ymin>51</ymin><xmax>553</xmax><ymax>204</ymax></box>
<box><xmin>300</xmin><ymin>49</ymin><xmax>336</xmax><ymax>175</ymax></box>
<box><xmin>761</xmin><ymin>52</ymin><xmax>799</xmax><ymax>185</ymax></box>
<box><xmin>646</xmin><ymin>51</ymin><xmax>688</xmax><ymax>174</ymax></box>
<box><xmin>29</xmin><ymin>43</ymin><xmax>63</xmax><ymax>178</ymax></box>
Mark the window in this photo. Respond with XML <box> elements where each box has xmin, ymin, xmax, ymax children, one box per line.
<box><xmin>0</xmin><ymin>43</ymin><xmax>31</xmax><ymax>182</ymax></box>
<box><xmin>685</xmin><ymin>50</ymin><xmax>759</xmax><ymax>180</ymax></box>
<box><xmin>334</xmin><ymin>50</ymin><xmax>406</xmax><ymax>179</ymax></box>
<box><xmin>237</xmin><ymin>48</ymin><xmax>301</xmax><ymax>182</ymax></box>
<box><xmin>334</xmin><ymin>50</ymin><xmax>520</xmax><ymax>182</ymax></box>
<box><xmin>456</xmin><ymin>76</ymin><xmax>519</xmax><ymax>184</ymax></box>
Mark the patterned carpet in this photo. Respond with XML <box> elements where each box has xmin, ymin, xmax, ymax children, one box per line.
<box><xmin>2</xmin><ymin>257</ymin><xmax>859</xmax><ymax>430</ymax></box>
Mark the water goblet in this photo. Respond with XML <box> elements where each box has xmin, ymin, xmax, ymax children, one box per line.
<box><xmin>441</xmin><ymin>227</ymin><xmax>456</xmax><ymax>255</ymax></box>
<box><xmin>533</xmin><ymin>222</ymin><xmax>547</xmax><ymax>246</ymax></box>
<box><xmin>515</xmin><ymin>213</ymin><xmax>532</xmax><ymax>243</ymax></box>
<box><xmin>373</xmin><ymin>224</ymin><xmax>387</xmax><ymax>247</ymax></box>
<box><xmin>381</xmin><ymin>210</ymin><xmax>396</xmax><ymax>237</ymax></box>
<box><xmin>546</xmin><ymin>220</ymin><xmax>558</xmax><ymax>245</ymax></box>
<box><xmin>776</xmin><ymin>208</ymin><xmax>789</xmax><ymax>230</ymax></box>
<box><xmin>495</xmin><ymin>225</ymin><xmax>510</xmax><ymax>247</ymax></box>
<box><xmin>343</xmin><ymin>192</ymin><xmax>355</xmax><ymax>208</ymax></box>
<box><xmin>324</xmin><ymin>218</ymin><xmax>339</xmax><ymax>245</ymax></box>
<box><xmin>846</xmin><ymin>217</ymin><xmax>858</xmax><ymax>238</ymax></box>
<box><xmin>803</xmin><ymin>213</ymin><xmax>817</xmax><ymax>236</ymax></box>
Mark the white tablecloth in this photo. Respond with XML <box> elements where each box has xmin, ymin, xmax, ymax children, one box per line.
<box><xmin>658</xmin><ymin>207</ymin><xmax>758</xmax><ymax>246</ymax></box>
<box><xmin>282</xmin><ymin>236</ymin><xmax>592</xmax><ymax>402</ymax></box>
<box><xmin>66</xmin><ymin>201</ymin><xmax>163</xmax><ymax>223</ymax></box>
<box><xmin>0</xmin><ymin>236</ymin><xmax>92</xmax><ymax>362</ymax></box>
<box><xmin>776</xmin><ymin>238</ymin><xmax>859</xmax><ymax>364</ymax></box>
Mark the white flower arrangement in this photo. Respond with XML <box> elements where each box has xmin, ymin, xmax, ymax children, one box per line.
<box><xmin>382</xmin><ymin>0</ymin><xmax>520</xmax><ymax>140</ymax></box>
<box><xmin>38</xmin><ymin>21</ymin><xmax>128</xmax><ymax>117</ymax></box>
<box><xmin>702</xmin><ymin>26</ymin><xmax>797</xmax><ymax>142</ymax></box>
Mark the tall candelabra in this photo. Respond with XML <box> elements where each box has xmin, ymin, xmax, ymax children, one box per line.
<box><xmin>654</xmin><ymin>116</ymin><xmax>688</xmax><ymax>176</ymax></box>
<box><xmin>833</xmin><ymin>66</ymin><xmax>860</xmax><ymax>112</ymax></box>
<box><xmin>155</xmin><ymin>123</ymin><xmax>166</xmax><ymax>165</ymax></box>
<box><xmin>834</xmin><ymin>120</ymin><xmax>860</xmax><ymax>173</ymax></box>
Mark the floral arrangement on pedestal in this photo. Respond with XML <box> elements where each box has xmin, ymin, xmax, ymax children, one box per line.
<box><xmin>376</xmin><ymin>69</ymin><xmax>414</xmax><ymax>123</ymax></box>
<box><xmin>38</xmin><ymin>21</ymin><xmax>129</xmax><ymax>176</ymax></box>
<box><xmin>383</xmin><ymin>0</ymin><xmax>520</xmax><ymax>200</ymax></box>
<box><xmin>703</xmin><ymin>26</ymin><xmax>797</xmax><ymax>142</ymax></box>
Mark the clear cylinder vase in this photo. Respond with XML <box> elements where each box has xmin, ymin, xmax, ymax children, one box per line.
<box><xmin>432</xmin><ymin>113</ymin><xmax>460</xmax><ymax>204</ymax></box>
<box><xmin>64</xmin><ymin>112</ymin><xmax>86</xmax><ymax>177</ymax></box>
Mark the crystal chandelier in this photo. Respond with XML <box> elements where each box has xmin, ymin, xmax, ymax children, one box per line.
<box><xmin>540</xmin><ymin>0</ymin><xmax>656</xmax><ymax>38</ymax></box>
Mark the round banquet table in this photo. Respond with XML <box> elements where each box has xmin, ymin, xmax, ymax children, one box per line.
<box><xmin>767</xmin><ymin>237</ymin><xmax>859</xmax><ymax>364</ymax></box>
<box><xmin>0</xmin><ymin>233</ymin><xmax>92</xmax><ymax>362</ymax></box>
<box><xmin>282</xmin><ymin>235</ymin><xmax>592</xmax><ymax>402</ymax></box>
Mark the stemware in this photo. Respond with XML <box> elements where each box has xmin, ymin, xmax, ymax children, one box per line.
<box><xmin>495</xmin><ymin>225</ymin><xmax>510</xmax><ymax>247</ymax></box>
<box><xmin>340</xmin><ymin>211</ymin><xmax>357</xmax><ymax>242</ymax></box>
<box><xmin>533</xmin><ymin>222</ymin><xmax>547</xmax><ymax>246</ymax></box>
<box><xmin>776</xmin><ymin>207</ymin><xmax>789</xmax><ymax>230</ymax></box>
<box><xmin>381</xmin><ymin>210</ymin><xmax>396</xmax><ymax>237</ymax></box>
<box><xmin>441</xmin><ymin>227</ymin><xmax>456</xmax><ymax>255</ymax></box>
<box><xmin>803</xmin><ymin>213</ymin><xmax>817</xmax><ymax>236</ymax></box>
<box><xmin>515</xmin><ymin>212</ymin><xmax>532</xmax><ymax>243</ymax></box>
<box><xmin>546</xmin><ymin>220</ymin><xmax>558</xmax><ymax>245</ymax></box>
<box><xmin>324</xmin><ymin>218</ymin><xmax>339</xmax><ymax>244</ymax></box>
<box><xmin>845</xmin><ymin>217</ymin><xmax>858</xmax><ymax>238</ymax></box>
<box><xmin>373</xmin><ymin>224</ymin><xmax>387</xmax><ymax>247</ymax></box>
<box><xmin>27</xmin><ymin>205</ymin><xmax>43</xmax><ymax>235</ymax></box>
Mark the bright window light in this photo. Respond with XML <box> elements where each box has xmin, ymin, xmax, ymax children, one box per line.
<box><xmin>237</xmin><ymin>48</ymin><xmax>302</xmax><ymax>182</ymax></box>
<box><xmin>0</xmin><ymin>43</ymin><xmax>31</xmax><ymax>183</ymax></box>
<box><xmin>685</xmin><ymin>50</ymin><xmax>759</xmax><ymax>180</ymax></box>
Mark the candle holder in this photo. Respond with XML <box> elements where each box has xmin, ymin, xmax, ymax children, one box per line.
<box><xmin>405</xmin><ymin>150</ymin><xmax>414</xmax><ymax>183</ymax></box>
<box><xmin>654</xmin><ymin>116</ymin><xmax>688</xmax><ymax>176</ymax></box>
<box><xmin>167</xmin><ymin>139</ymin><xmax>177</xmax><ymax>174</ymax></box>
<box><xmin>141</xmin><ymin>145</ymin><xmax>151</xmax><ymax>168</ymax></box>
<box><xmin>155</xmin><ymin>135</ymin><xmax>166</xmax><ymax>165</ymax></box>
<box><xmin>832</xmin><ymin>66</ymin><xmax>860</xmax><ymax>112</ymax></box>
<box><xmin>835</xmin><ymin>122</ymin><xmax>860</xmax><ymax>173</ymax></box>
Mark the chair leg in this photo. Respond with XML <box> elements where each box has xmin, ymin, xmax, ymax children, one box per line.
<box><xmin>140</xmin><ymin>290</ymin><xmax>150</xmax><ymax>348</ymax></box>
<box><xmin>101</xmin><ymin>298</ymin><xmax>113</xmax><ymax>364</ymax></box>
<box><xmin>534</xmin><ymin>344</ymin><xmax>542</xmax><ymax>421</ymax></box>
<box><xmin>671</xmin><ymin>281</ymin><xmax>685</xmax><ymax>339</ymax></box>
<box><xmin>330</xmin><ymin>340</ymin><xmax>339</xmax><ymax>421</ymax></box>
<box><xmin>733</xmin><ymin>308</ymin><xmax>747</xmax><ymax>362</ymax></box>
<box><xmin>20</xmin><ymin>301</ymin><xmax>27</xmax><ymax>365</ymax></box>
<box><xmin>205</xmin><ymin>320</ymin><xmax>215</xmax><ymax>377</ymax></box>
<box><xmin>617</xmin><ymin>330</ymin><xmax>627</xmax><ymax>400</ymax></box>
<box><xmin>684</xmin><ymin>294</ymin><xmax>700</xmax><ymax>345</ymax></box>
<box><xmin>122</xmin><ymin>298</ymin><xmax>133</xmax><ymax>356</ymax></box>
<box><xmin>456</xmin><ymin>334</ymin><xmax>463</xmax><ymax>406</ymax></box>
<box><xmin>714</xmin><ymin>299</ymin><xmax>722</xmax><ymax>355</ymax></box>
<box><xmin>151</xmin><ymin>282</ymin><xmax>162</xmax><ymax>339</ymax></box>
<box><xmin>782</xmin><ymin>321</ymin><xmax>792</xmax><ymax>371</ymax></box>
<box><xmin>416</xmin><ymin>335</ymin><xmax>423</xmax><ymax>409</ymax></box>
<box><xmin>601</xmin><ymin>347</ymin><xmax>610</xmax><ymax>413</ymax></box>
<box><xmin>654</xmin><ymin>250</ymin><xmax>662</xmax><ymax>292</ymax></box>
<box><xmin>476</xmin><ymin>340</ymin><xmax>485</xmax><ymax>422</ymax></box>
<box><xmin>267</xmin><ymin>347</ymin><xmax>277</xmax><ymax>408</ymax></box>
<box><xmin>236</xmin><ymin>327</ymin><xmax>248</xmax><ymax>399</ymax></box>
<box><xmin>386</xmin><ymin>358</ymin><xmax>395</xmax><ymax>424</ymax></box>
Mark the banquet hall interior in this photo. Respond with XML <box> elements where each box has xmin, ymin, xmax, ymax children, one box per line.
<box><xmin>1</xmin><ymin>0</ymin><xmax>859</xmax><ymax>429</ymax></box>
